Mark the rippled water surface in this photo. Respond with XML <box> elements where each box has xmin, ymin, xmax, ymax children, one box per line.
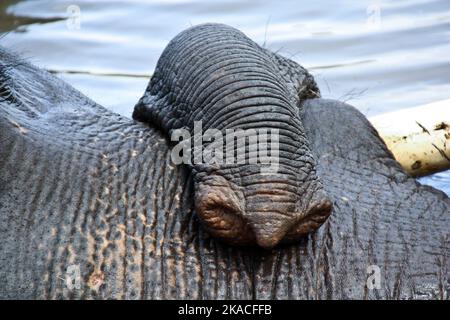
<box><xmin>1</xmin><ymin>0</ymin><xmax>449</xmax><ymax>195</ymax></box>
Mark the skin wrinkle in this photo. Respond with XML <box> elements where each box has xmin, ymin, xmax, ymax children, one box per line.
<box><xmin>141</xmin><ymin>28</ymin><xmax>303</xmax><ymax>129</ymax></box>
<box><xmin>161</xmin><ymin>38</ymin><xmax>271</xmax><ymax>96</ymax></box>
<box><xmin>133</xmin><ymin>23</ymin><xmax>332</xmax><ymax>249</ymax></box>
<box><xmin>1</xmin><ymin>24</ymin><xmax>448</xmax><ymax>299</ymax></box>
<box><xmin>200</xmin><ymin>86</ymin><xmax>296</xmax><ymax>128</ymax></box>
<box><xmin>188</xmin><ymin>70</ymin><xmax>292</xmax><ymax>118</ymax></box>
<box><xmin>178</xmin><ymin>49</ymin><xmax>290</xmax><ymax>105</ymax></box>
<box><xmin>184</xmin><ymin>58</ymin><xmax>288</xmax><ymax>106</ymax></box>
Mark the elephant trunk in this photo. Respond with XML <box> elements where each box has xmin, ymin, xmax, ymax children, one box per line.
<box><xmin>133</xmin><ymin>23</ymin><xmax>332</xmax><ymax>248</ymax></box>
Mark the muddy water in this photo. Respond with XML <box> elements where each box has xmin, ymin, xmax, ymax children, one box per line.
<box><xmin>1</xmin><ymin>0</ymin><xmax>449</xmax><ymax>195</ymax></box>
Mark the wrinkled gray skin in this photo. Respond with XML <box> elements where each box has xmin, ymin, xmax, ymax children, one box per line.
<box><xmin>133</xmin><ymin>24</ymin><xmax>331</xmax><ymax>249</ymax></box>
<box><xmin>0</xmin><ymin>24</ymin><xmax>449</xmax><ymax>299</ymax></box>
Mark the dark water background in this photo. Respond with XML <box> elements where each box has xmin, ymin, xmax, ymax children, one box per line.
<box><xmin>1</xmin><ymin>0</ymin><xmax>449</xmax><ymax>195</ymax></box>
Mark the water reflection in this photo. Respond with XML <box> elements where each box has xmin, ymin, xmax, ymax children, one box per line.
<box><xmin>419</xmin><ymin>172</ymin><xmax>450</xmax><ymax>197</ymax></box>
<box><xmin>0</xmin><ymin>0</ymin><xmax>63</xmax><ymax>33</ymax></box>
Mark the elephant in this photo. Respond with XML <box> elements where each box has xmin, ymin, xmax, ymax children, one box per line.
<box><xmin>0</xmin><ymin>23</ymin><xmax>448</xmax><ymax>299</ymax></box>
<box><xmin>133</xmin><ymin>23</ymin><xmax>332</xmax><ymax>249</ymax></box>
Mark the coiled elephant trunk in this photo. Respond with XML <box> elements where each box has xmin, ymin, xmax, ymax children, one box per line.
<box><xmin>133</xmin><ymin>23</ymin><xmax>332</xmax><ymax>248</ymax></box>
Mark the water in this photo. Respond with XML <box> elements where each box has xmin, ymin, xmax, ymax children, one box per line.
<box><xmin>1</xmin><ymin>0</ymin><xmax>449</xmax><ymax>195</ymax></box>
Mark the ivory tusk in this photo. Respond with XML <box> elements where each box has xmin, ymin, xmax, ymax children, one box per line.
<box><xmin>369</xmin><ymin>99</ymin><xmax>450</xmax><ymax>177</ymax></box>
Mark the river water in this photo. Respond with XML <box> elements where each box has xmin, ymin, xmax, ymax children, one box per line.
<box><xmin>1</xmin><ymin>0</ymin><xmax>449</xmax><ymax>195</ymax></box>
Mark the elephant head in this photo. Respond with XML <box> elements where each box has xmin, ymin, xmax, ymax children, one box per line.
<box><xmin>132</xmin><ymin>23</ymin><xmax>332</xmax><ymax>249</ymax></box>
<box><xmin>0</xmin><ymin>25</ymin><xmax>448</xmax><ymax>299</ymax></box>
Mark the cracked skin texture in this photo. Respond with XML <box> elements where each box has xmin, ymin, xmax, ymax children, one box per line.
<box><xmin>0</xmin><ymin>24</ymin><xmax>449</xmax><ymax>299</ymax></box>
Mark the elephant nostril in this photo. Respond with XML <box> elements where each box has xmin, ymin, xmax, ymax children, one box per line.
<box><xmin>285</xmin><ymin>197</ymin><xmax>333</xmax><ymax>240</ymax></box>
<box><xmin>199</xmin><ymin>203</ymin><xmax>239</xmax><ymax>230</ymax></box>
<box><xmin>195</xmin><ymin>194</ymin><xmax>256</xmax><ymax>245</ymax></box>
<box><xmin>310</xmin><ymin>198</ymin><xmax>333</xmax><ymax>222</ymax></box>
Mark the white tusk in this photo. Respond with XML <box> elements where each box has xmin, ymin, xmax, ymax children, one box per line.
<box><xmin>369</xmin><ymin>99</ymin><xmax>450</xmax><ymax>177</ymax></box>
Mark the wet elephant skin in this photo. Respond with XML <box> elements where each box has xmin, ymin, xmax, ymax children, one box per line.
<box><xmin>0</xmin><ymin>34</ymin><xmax>449</xmax><ymax>299</ymax></box>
